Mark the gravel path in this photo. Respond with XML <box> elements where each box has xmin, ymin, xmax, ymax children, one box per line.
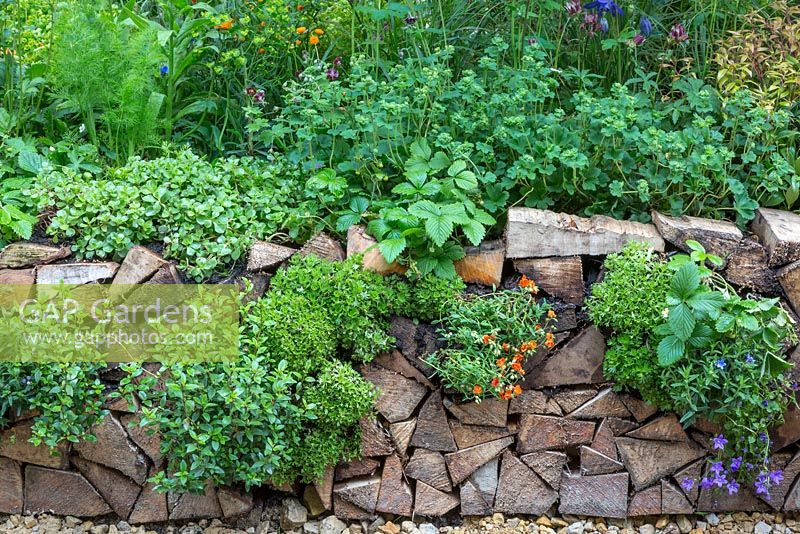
<box><xmin>2</xmin><ymin>513</ymin><xmax>800</xmax><ymax>534</ymax></box>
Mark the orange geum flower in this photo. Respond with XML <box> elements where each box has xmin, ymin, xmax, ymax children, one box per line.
<box><xmin>511</xmin><ymin>362</ymin><xmax>523</xmax><ymax>373</ymax></box>
<box><xmin>502</xmin><ymin>342</ymin><xmax>510</xmax><ymax>352</ymax></box>
<box><xmin>496</xmin><ymin>358</ymin><xmax>507</xmax><ymax>368</ymax></box>
<box><xmin>513</xmin><ymin>353</ymin><xmax>524</xmax><ymax>363</ymax></box>
<box><xmin>482</xmin><ymin>334</ymin><xmax>492</xmax><ymax>344</ymax></box>
<box><xmin>545</xmin><ymin>339</ymin><xmax>555</xmax><ymax>348</ymax></box>
<box><xmin>295</xmin><ymin>39</ymin><xmax>301</xmax><ymax>45</ymax></box>
<box><xmin>535</xmin><ymin>324</ymin><xmax>542</xmax><ymax>331</ymax></box>
<box><xmin>500</xmin><ymin>389</ymin><xmax>512</xmax><ymax>400</ymax></box>
<box><xmin>309</xmin><ymin>35</ymin><xmax>320</xmax><ymax>45</ymax></box>
<box><xmin>296</xmin><ymin>26</ymin><xmax>307</xmax><ymax>34</ymax></box>
<box><xmin>513</xmin><ymin>384</ymin><xmax>523</xmax><ymax>396</ymax></box>
<box><xmin>547</xmin><ymin>309</ymin><xmax>557</xmax><ymax>319</ymax></box>
<box><xmin>491</xmin><ymin>377</ymin><xmax>500</xmax><ymax>388</ymax></box>
<box><xmin>314</xmin><ymin>28</ymin><xmax>325</xmax><ymax>35</ymax></box>
<box><xmin>473</xmin><ymin>384</ymin><xmax>483</xmax><ymax>395</ymax></box>
<box><xmin>215</xmin><ymin>20</ymin><xmax>234</xmax><ymax>30</ymax></box>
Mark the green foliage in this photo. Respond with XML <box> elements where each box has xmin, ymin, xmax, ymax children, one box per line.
<box><xmin>305</xmin><ymin>360</ymin><xmax>376</xmax><ymax>426</ymax></box>
<box><xmin>0</xmin><ymin>363</ymin><xmax>107</xmax><ymax>448</ymax></box>
<box><xmin>31</xmin><ymin>149</ymin><xmax>319</xmax><ymax>280</ymax></box>
<box><xmin>603</xmin><ymin>335</ymin><xmax>670</xmax><ymax>408</ymax></box>
<box><xmin>271</xmin><ymin>423</ymin><xmax>362</xmax><ymax>485</ymax></box>
<box><xmin>392</xmin><ymin>273</ymin><xmax>466</xmax><ymax>323</ymax></box>
<box><xmin>587</xmin><ymin>242</ymin><xmax>671</xmax><ymax>337</ymax></box>
<box><xmin>269</xmin><ymin>254</ymin><xmax>402</xmax><ymax>362</ymax></box>
<box><xmin>241</xmin><ymin>292</ymin><xmax>336</xmax><ymax>376</ymax></box>
<box><xmin>427</xmin><ymin>286</ymin><xmax>555</xmax><ymax>400</ymax></box>
<box><xmin>48</xmin><ymin>3</ymin><xmax>164</xmax><ymax>162</ymax></box>
<box><xmin>118</xmin><ymin>358</ymin><xmax>309</xmax><ymax>494</ymax></box>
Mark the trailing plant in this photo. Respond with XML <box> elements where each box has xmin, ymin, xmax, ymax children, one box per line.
<box><xmin>427</xmin><ymin>276</ymin><xmax>556</xmax><ymax>401</ymax></box>
<box><xmin>31</xmin><ymin>149</ymin><xmax>319</xmax><ymax>280</ymax></box>
<box><xmin>304</xmin><ymin>360</ymin><xmax>376</xmax><ymax>427</ymax></box>
<box><xmin>0</xmin><ymin>363</ymin><xmax>108</xmax><ymax>448</ymax></box>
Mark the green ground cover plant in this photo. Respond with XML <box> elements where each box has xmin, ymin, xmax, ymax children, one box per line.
<box><xmin>587</xmin><ymin>241</ymin><xmax>798</xmax><ymax>498</ymax></box>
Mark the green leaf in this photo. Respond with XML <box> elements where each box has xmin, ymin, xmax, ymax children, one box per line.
<box><xmin>668</xmin><ymin>303</ymin><xmax>696</xmax><ymax>341</ymax></box>
<box><xmin>409</xmin><ymin>139</ymin><xmax>431</xmax><ymax>161</ymax></box>
<box><xmin>447</xmin><ymin>160</ymin><xmax>467</xmax><ymax>177</ymax></box>
<box><xmin>715</xmin><ymin>312</ymin><xmax>736</xmax><ymax>332</ymax></box>
<box><xmin>460</xmin><ymin>219</ymin><xmax>485</xmax><ymax>246</ymax></box>
<box><xmin>424</xmin><ymin>217</ymin><xmax>454</xmax><ymax>247</ymax></box>
<box><xmin>670</xmin><ymin>262</ymin><xmax>701</xmax><ymax>299</ymax></box>
<box><xmin>687</xmin><ymin>291</ymin><xmax>725</xmax><ymax>314</ymax></box>
<box><xmin>454</xmin><ymin>171</ymin><xmax>478</xmax><ymax>190</ymax></box>
<box><xmin>378</xmin><ymin>237</ymin><xmax>406</xmax><ymax>263</ymax></box>
<box><xmin>18</xmin><ymin>151</ymin><xmax>45</xmax><ymax>174</ymax></box>
<box><xmin>429</xmin><ymin>152</ymin><xmax>450</xmax><ymax>171</ymax></box>
<box><xmin>408</xmin><ymin>200</ymin><xmax>440</xmax><ymax>220</ymax></box>
<box><xmin>657</xmin><ymin>335</ymin><xmax>686</xmax><ymax>366</ymax></box>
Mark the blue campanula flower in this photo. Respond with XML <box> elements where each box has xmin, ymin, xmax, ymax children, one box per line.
<box><xmin>584</xmin><ymin>0</ymin><xmax>623</xmax><ymax>16</ymax></box>
<box><xmin>726</xmin><ymin>480</ymin><xmax>740</xmax><ymax>495</ymax></box>
<box><xmin>712</xmin><ymin>434</ymin><xmax>728</xmax><ymax>450</ymax></box>
<box><xmin>159</xmin><ymin>65</ymin><xmax>169</xmax><ymax>76</ymax></box>
<box><xmin>680</xmin><ymin>478</ymin><xmax>694</xmax><ymax>492</ymax></box>
<box><xmin>730</xmin><ymin>457</ymin><xmax>742</xmax><ymax>472</ymax></box>
<box><xmin>639</xmin><ymin>16</ymin><xmax>653</xmax><ymax>36</ymax></box>
<box><xmin>745</xmin><ymin>353</ymin><xmax>755</xmax><ymax>364</ymax></box>
<box><xmin>715</xmin><ymin>359</ymin><xmax>727</xmax><ymax>370</ymax></box>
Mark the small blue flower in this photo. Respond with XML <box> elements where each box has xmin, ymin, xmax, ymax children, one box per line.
<box><xmin>700</xmin><ymin>477</ymin><xmax>714</xmax><ymax>490</ymax></box>
<box><xmin>710</xmin><ymin>461</ymin><xmax>725</xmax><ymax>474</ymax></box>
<box><xmin>745</xmin><ymin>353</ymin><xmax>755</xmax><ymax>364</ymax></box>
<box><xmin>730</xmin><ymin>457</ymin><xmax>742</xmax><ymax>472</ymax></box>
<box><xmin>713</xmin><ymin>473</ymin><xmax>727</xmax><ymax>488</ymax></box>
<box><xmin>159</xmin><ymin>65</ymin><xmax>169</xmax><ymax>76</ymax></box>
<box><xmin>598</xmin><ymin>17</ymin><xmax>609</xmax><ymax>32</ymax></box>
<box><xmin>680</xmin><ymin>478</ymin><xmax>694</xmax><ymax>492</ymax></box>
<box><xmin>583</xmin><ymin>0</ymin><xmax>623</xmax><ymax>16</ymax></box>
<box><xmin>639</xmin><ymin>16</ymin><xmax>653</xmax><ymax>37</ymax></box>
<box><xmin>715</xmin><ymin>359</ymin><xmax>727</xmax><ymax>370</ymax></box>
<box><xmin>769</xmin><ymin>470</ymin><xmax>784</xmax><ymax>485</ymax></box>
<box><xmin>763</xmin><ymin>399</ymin><xmax>770</xmax><ymax>407</ymax></box>
<box><xmin>726</xmin><ymin>480</ymin><xmax>740</xmax><ymax>495</ymax></box>
<box><xmin>759</xmin><ymin>432</ymin><xmax>769</xmax><ymax>442</ymax></box>
<box><xmin>712</xmin><ymin>434</ymin><xmax>728</xmax><ymax>450</ymax></box>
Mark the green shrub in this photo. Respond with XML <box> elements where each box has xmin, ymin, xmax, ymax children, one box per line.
<box><xmin>305</xmin><ymin>360</ymin><xmax>376</xmax><ymax>427</ymax></box>
<box><xmin>392</xmin><ymin>273</ymin><xmax>466</xmax><ymax>323</ymax></box>
<box><xmin>587</xmin><ymin>242</ymin><xmax>671</xmax><ymax>337</ymax></box>
<box><xmin>427</xmin><ymin>281</ymin><xmax>556</xmax><ymax>401</ymax></box>
<box><xmin>0</xmin><ymin>363</ymin><xmax>107</xmax><ymax>448</ymax></box>
<box><xmin>31</xmin><ymin>149</ymin><xmax>318</xmax><ymax>280</ymax></box>
<box><xmin>119</xmin><ymin>358</ymin><xmax>309</xmax><ymax>494</ymax></box>
<box><xmin>271</xmin><ymin>423</ymin><xmax>362</xmax><ymax>485</ymax></box>
<box><xmin>269</xmin><ymin>254</ymin><xmax>402</xmax><ymax>362</ymax></box>
<box><xmin>241</xmin><ymin>292</ymin><xmax>336</xmax><ymax>376</ymax></box>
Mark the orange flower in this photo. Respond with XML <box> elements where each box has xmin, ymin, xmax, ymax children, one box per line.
<box><xmin>547</xmin><ymin>309</ymin><xmax>557</xmax><ymax>319</ymax></box>
<box><xmin>260</xmin><ymin>21</ymin><xmax>267</xmax><ymax>27</ymax></box>
<box><xmin>482</xmin><ymin>334</ymin><xmax>492</xmax><ymax>344</ymax></box>
<box><xmin>295</xmin><ymin>39</ymin><xmax>301</xmax><ymax>45</ymax></box>
<box><xmin>500</xmin><ymin>389</ymin><xmax>512</xmax><ymax>400</ymax></box>
<box><xmin>296</xmin><ymin>26</ymin><xmax>307</xmax><ymax>34</ymax></box>
<box><xmin>513</xmin><ymin>384</ymin><xmax>523</xmax><ymax>396</ymax></box>
<box><xmin>491</xmin><ymin>377</ymin><xmax>500</xmax><ymax>388</ymax></box>
<box><xmin>535</xmin><ymin>324</ymin><xmax>542</xmax><ymax>331</ymax></box>
<box><xmin>215</xmin><ymin>20</ymin><xmax>234</xmax><ymax>30</ymax></box>
<box><xmin>473</xmin><ymin>384</ymin><xmax>483</xmax><ymax>395</ymax></box>
<box><xmin>297</xmin><ymin>4</ymin><xmax>305</xmax><ymax>9</ymax></box>
<box><xmin>314</xmin><ymin>28</ymin><xmax>325</xmax><ymax>35</ymax></box>
<box><xmin>511</xmin><ymin>362</ymin><xmax>523</xmax><ymax>373</ymax></box>
<box><xmin>258</xmin><ymin>47</ymin><xmax>266</xmax><ymax>54</ymax></box>
<box><xmin>527</xmin><ymin>341</ymin><xmax>537</xmax><ymax>351</ymax></box>
<box><xmin>519</xmin><ymin>275</ymin><xmax>539</xmax><ymax>293</ymax></box>
<box><xmin>309</xmin><ymin>35</ymin><xmax>320</xmax><ymax>45</ymax></box>
<box><xmin>545</xmin><ymin>339</ymin><xmax>555</xmax><ymax>348</ymax></box>
<box><xmin>513</xmin><ymin>353</ymin><xmax>524</xmax><ymax>363</ymax></box>
<box><xmin>502</xmin><ymin>342</ymin><xmax>510</xmax><ymax>352</ymax></box>
<box><xmin>496</xmin><ymin>358</ymin><xmax>507</xmax><ymax>368</ymax></box>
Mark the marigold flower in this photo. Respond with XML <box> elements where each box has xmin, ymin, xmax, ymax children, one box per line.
<box><xmin>496</xmin><ymin>358</ymin><xmax>507</xmax><ymax>368</ymax></box>
<box><xmin>513</xmin><ymin>384</ymin><xmax>523</xmax><ymax>396</ymax></box>
<box><xmin>500</xmin><ymin>389</ymin><xmax>513</xmax><ymax>400</ymax></box>
<box><xmin>473</xmin><ymin>384</ymin><xmax>483</xmax><ymax>395</ymax></box>
<box><xmin>527</xmin><ymin>341</ymin><xmax>537</xmax><ymax>351</ymax></box>
<box><xmin>314</xmin><ymin>28</ymin><xmax>325</xmax><ymax>35</ymax></box>
<box><xmin>491</xmin><ymin>377</ymin><xmax>500</xmax><ymax>388</ymax></box>
<box><xmin>482</xmin><ymin>334</ymin><xmax>492</xmax><ymax>344</ymax></box>
<box><xmin>309</xmin><ymin>35</ymin><xmax>320</xmax><ymax>45</ymax></box>
<box><xmin>215</xmin><ymin>20</ymin><xmax>234</xmax><ymax>30</ymax></box>
<box><xmin>296</xmin><ymin>26</ymin><xmax>307</xmax><ymax>34</ymax></box>
<box><xmin>511</xmin><ymin>362</ymin><xmax>523</xmax><ymax>373</ymax></box>
<box><xmin>513</xmin><ymin>353</ymin><xmax>524</xmax><ymax>363</ymax></box>
<box><xmin>547</xmin><ymin>309</ymin><xmax>557</xmax><ymax>319</ymax></box>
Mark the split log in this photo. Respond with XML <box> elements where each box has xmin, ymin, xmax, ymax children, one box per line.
<box><xmin>454</xmin><ymin>240</ymin><xmax>505</xmax><ymax>287</ymax></box>
<box><xmin>513</xmin><ymin>256</ymin><xmax>584</xmax><ymax>304</ymax></box>
<box><xmin>246</xmin><ymin>240</ymin><xmax>296</xmax><ymax>272</ymax></box>
<box><xmin>751</xmin><ymin>208</ymin><xmax>800</xmax><ymax>267</ymax></box>
<box><xmin>346</xmin><ymin>225</ymin><xmax>406</xmax><ymax>275</ymax></box>
<box><xmin>651</xmin><ymin>211</ymin><xmax>742</xmax><ymax>266</ymax></box>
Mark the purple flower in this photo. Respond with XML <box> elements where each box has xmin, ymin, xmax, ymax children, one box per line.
<box><xmin>730</xmin><ymin>457</ymin><xmax>742</xmax><ymax>472</ymax></box>
<box><xmin>792</xmin><ymin>382</ymin><xmax>799</xmax><ymax>391</ymax></box>
<box><xmin>581</xmin><ymin>12</ymin><xmax>601</xmax><ymax>36</ymax></box>
<box><xmin>763</xmin><ymin>399</ymin><xmax>770</xmax><ymax>407</ymax></box>
<box><xmin>326</xmin><ymin>67</ymin><xmax>339</xmax><ymax>81</ymax></box>
<box><xmin>745</xmin><ymin>353</ymin><xmax>755</xmax><ymax>364</ymax></box>
<box><xmin>726</xmin><ymin>480</ymin><xmax>740</xmax><ymax>495</ymax></box>
<box><xmin>333</xmin><ymin>56</ymin><xmax>342</xmax><ymax>67</ymax></box>
<box><xmin>632</xmin><ymin>34</ymin><xmax>645</xmax><ymax>46</ymax></box>
<box><xmin>755</xmin><ymin>473</ymin><xmax>769</xmax><ymax>496</ymax></box>
<box><xmin>583</xmin><ymin>0</ymin><xmax>623</xmax><ymax>16</ymax></box>
<box><xmin>715</xmin><ymin>359</ymin><xmax>727</xmax><ymax>370</ymax></box>
<box><xmin>680</xmin><ymin>478</ymin><xmax>695</xmax><ymax>492</ymax></box>
<box><xmin>404</xmin><ymin>14</ymin><xmax>417</xmax><ymax>25</ymax></box>
<box><xmin>669</xmin><ymin>23</ymin><xmax>689</xmax><ymax>43</ymax></box>
<box><xmin>159</xmin><ymin>65</ymin><xmax>169</xmax><ymax>76</ymax></box>
<box><xmin>253</xmin><ymin>90</ymin><xmax>265</xmax><ymax>104</ymax></box>
<box><xmin>759</xmin><ymin>432</ymin><xmax>769</xmax><ymax>443</ymax></box>
<box><xmin>713</xmin><ymin>473</ymin><xmax>728</xmax><ymax>488</ymax></box>
<box><xmin>769</xmin><ymin>470</ymin><xmax>784</xmax><ymax>485</ymax></box>
<box><xmin>598</xmin><ymin>17</ymin><xmax>609</xmax><ymax>33</ymax></box>
<box><xmin>700</xmin><ymin>477</ymin><xmax>714</xmax><ymax>490</ymax></box>
<box><xmin>712</xmin><ymin>434</ymin><xmax>728</xmax><ymax>450</ymax></box>
<box><xmin>639</xmin><ymin>16</ymin><xmax>652</xmax><ymax>37</ymax></box>
<box><xmin>565</xmin><ymin>0</ymin><xmax>582</xmax><ymax>16</ymax></box>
